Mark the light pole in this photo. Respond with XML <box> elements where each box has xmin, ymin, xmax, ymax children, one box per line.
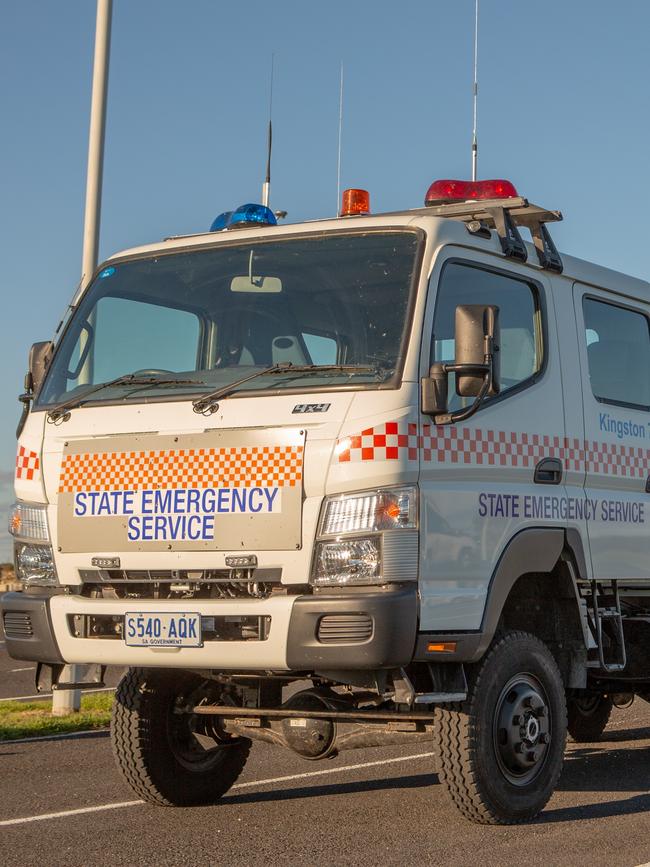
<box><xmin>53</xmin><ymin>0</ymin><xmax>113</xmax><ymax>716</ymax></box>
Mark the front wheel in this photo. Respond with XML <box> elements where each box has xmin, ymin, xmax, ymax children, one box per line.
<box><xmin>111</xmin><ymin>668</ymin><xmax>250</xmax><ymax>806</ymax></box>
<box><xmin>434</xmin><ymin>631</ymin><xmax>567</xmax><ymax>824</ymax></box>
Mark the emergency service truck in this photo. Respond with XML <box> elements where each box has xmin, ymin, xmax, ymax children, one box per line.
<box><xmin>4</xmin><ymin>179</ymin><xmax>650</xmax><ymax>824</ymax></box>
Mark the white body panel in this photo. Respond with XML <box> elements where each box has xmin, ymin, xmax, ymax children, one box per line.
<box><xmin>12</xmin><ymin>209</ymin><xmax>650</xmax><ymax>670</ymax></box>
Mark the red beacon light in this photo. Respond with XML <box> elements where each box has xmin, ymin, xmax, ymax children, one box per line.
<box><xmin>340</xmin><ymin>188</ymin><xmax>370</xmax><ymax>217</ymax></box>
<box><xmin>425</xmin><ymin>178</ymin><xmax>518</xmax><ymax>206</ymax></box>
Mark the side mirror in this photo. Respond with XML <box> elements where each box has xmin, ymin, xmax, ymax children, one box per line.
<box><xmin>455</xmin><ymin>305</ymin><xmax>500</xmax><ymax>397</ymax></box>
<box><xmin>27</xmin><ymin>341</ymin><xmax>54</xmax><ymax>397</ymax></box>
<box><xmin>421</xmin><ymin>304</ymin><xmax>500</xmax><ymax>423</ymax></box>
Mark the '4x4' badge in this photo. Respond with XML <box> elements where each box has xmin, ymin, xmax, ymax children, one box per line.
<box><xmin>292</xmin><ymin>403</ymin><xmax>331</xmax><ymax>414</ymax></box>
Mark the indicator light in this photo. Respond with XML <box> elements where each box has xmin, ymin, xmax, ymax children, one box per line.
<box><xmin>340</xmin><ymin>188</ymin><xmax>370</xmax><ymax>217</ymax></box>
<box><xmin>427</xmin><ymin>641</ymin><xmax>457</xmax><ymax>653</ymax></box>
<box><xmin>425</xmin><ymin>179</ymin><xmax>518</xmax><ymax>206</ymax></box>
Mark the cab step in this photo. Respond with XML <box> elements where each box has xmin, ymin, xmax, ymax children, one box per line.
<box><xmin>586</xmin><ymin>580</ymin><xmax>627</xmax><ymax>673</ymax></box>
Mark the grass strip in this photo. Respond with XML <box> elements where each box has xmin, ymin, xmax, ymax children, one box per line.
<box><xmin>0</xmin><ymin>693</ymin><xmax>113</xmax><ymax>741</ymax></box>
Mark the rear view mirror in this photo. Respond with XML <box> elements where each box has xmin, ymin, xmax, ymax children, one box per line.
<box><xmin>231</xmin><ymin>275</ymin><xmax>283</xmax><ymax>294</ymax></box>
<box><xmin>455</xmin><ymin>305</ymin><xmax>500</xmax><ymax>397</ymax></box>
<box><xmin>28</xmin><ymin>340</ymin><xmax>54</xmax><ymax>396</ymax></box>
<box><xmin>421</xmin><ymin>304</ymin><xmax>500</xmax><ymax>424</ymax></box>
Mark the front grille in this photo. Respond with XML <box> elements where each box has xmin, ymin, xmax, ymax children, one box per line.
<box><xmin>79</xmin><ymin>568</ymin><xmax>283</xmax><ymax>600</ymax></box>
<box><xmin>3</xmin><ymin>611</ymin><xmax>34</xmax><ymax>638</ymax></box>
<box><xmin>317</xmin><ymin>614</ymin><xmax>373</xmax><ymax>644</ymax></box>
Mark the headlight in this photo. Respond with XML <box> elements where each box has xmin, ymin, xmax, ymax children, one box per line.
<box><xmin>9</xmin><ymin>502</ymin><xmax>58</xmax><ymax>586</ymax></box>
<box><xmin>312</xmin><ymin>487</ymin><xmax>418</xmax><ymax>587</ymax></box>
<box><xmin>14</xmin><ymin>543</ymin><xmax>58</xmax><ymax>586</ymax></box>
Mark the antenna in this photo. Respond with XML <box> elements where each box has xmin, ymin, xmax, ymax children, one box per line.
<box><xmin>336</xmin><ymin>61</ymin><xmax>343</xmax><ymax>215</ymax></box>
<box><xmin>262</xmin><ymin>53</ymin><xmax>274</xmax><ymax>208</ymax></box>
<box><xmin>471</xmin><ymin>0</ymin><xmax>479</xmax><ymax>181</ymax></box>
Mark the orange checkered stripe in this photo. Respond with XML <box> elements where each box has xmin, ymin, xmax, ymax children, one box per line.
<box><xmin>16</xmin><ymin>445</ymin><xmax>40</xmax><ymax>481</ymax></box>
<box><xmin>58</xmin><ymin>445</ymin><xmax>304</xmax><ymax>493</ymax></box>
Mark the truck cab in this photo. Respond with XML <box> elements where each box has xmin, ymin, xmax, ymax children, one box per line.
<box><xmin>5</xmin><ymin>181</ymin><xmax>650</xmax><ymax>824</ymax></box>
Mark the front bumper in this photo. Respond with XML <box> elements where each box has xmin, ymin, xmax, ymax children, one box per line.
<box><xmin>1</xmin><ymin>591</ymin><xmax>65</xmax><ymax>663</ymax></box>
<box><xmin>0</xmin><ymin>585</ymin><xmax>418</xmax><ymax>672</ymax></box>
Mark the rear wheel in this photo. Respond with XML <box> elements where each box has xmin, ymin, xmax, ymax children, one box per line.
<box><xmin>111</xmin><ymin>668</ymin><xmax>250</xmax><ymax>806</ymax></box>
<box><xmin>434</xmin><ymin>631</ymin><xmax>567</xmax><ymax>824</ymax></box>
<box><xmin>567</xmin><ymin>693</ymin><xmax>613</xmax><ymax>743</ymax></box>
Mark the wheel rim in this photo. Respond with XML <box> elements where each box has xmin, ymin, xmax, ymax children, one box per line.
<box><xmin>492</xmin><ymin>673</ymin><xmax>551</xmax><ymax>787</ymax></box>
<box><xmin>166</xmin><ymin>696</ymin><xmax>228</xmax><ymax>773</ymax></box>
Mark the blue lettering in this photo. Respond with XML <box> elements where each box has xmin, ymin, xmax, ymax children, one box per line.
<box><xmin>201</xmin><ymin>489</ymin><xmax>216</xmax><ymax>513</ymax></box>
<box><xmin>231</xmin><ymin>488</ymin><xmax>247</xmax><ymax>512</ymax></box>
<box><xmin>249</xmin><ymin>488</ymin><xmax>264</xmax><ymax>513</ymax></box>
<box><xmin>127</xmin><ymin>516</ymin><xmax>140</xmax><ymax>541</ymax></box>
<box><xmin>187</xmin><ymin>515</ymin><xmax>201</xmax><ymax>540</ymax></box>
<box><xmin>141</xmin><ymin>516</ymin><xmax>153</xmax><ymax>540</ymax></box>
<box><xmin>169</xmin><ymin>620</ymin><xmax>177</xmax><ymax>638</ymax></box>
<box><xmin>217</xmin><ymin>489</ymin><xmax>230</xmax><ymax>512</ymax></box>
<box><xmin>264</xmin><ymin>488</ymin><xmax>279</xmax><ymax>511</ymax></box>
<box><xmin>202</xmin><ymin>515</ymin><xmax>215</xmax><ymax>539</ymax></box>
<box><xmin>186</xmin><ymin>489</ymin><xmax>200</xmax><ymax>513</ymax></box>
<box><xmin>173</xmin><ymin>489</ymin><xmax>186</xmax><ymax>513</ymax></box>
<box><xmin>74</xmin><ymin>492</ymin><xmax>87</xmax><ymax>517</ymax></box>
<box><xmin>188</xmin><ymin>619</ymin><xmax>197</xmax><ymax>639</ymax></box>
<box><xmin>141</xmin><ymin>490</ymin><xmax>153</xmax><ymax>514</ymax></box>
<box><xmin>153</xmin><ymin>490</ymin><xmax>171</xmax><ymax>513</ymax></box>
<box><xmin>123</xmin><ymin>491</ymin><xmax>134</xmax><ymax>515</ymax></box>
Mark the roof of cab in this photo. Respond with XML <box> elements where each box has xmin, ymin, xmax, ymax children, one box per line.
<box><xmin>101</xmin><ymin>207</ymin><xmax>650</xmax><ymax>305</ymax></box>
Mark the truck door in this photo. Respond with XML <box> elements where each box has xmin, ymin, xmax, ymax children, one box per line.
<box><xmin>418</xmin><ymin>250</ymin><xmax>568</xmax><ymax>632</ymax></box>
<box><xmin>573</xmin><ymin>283</ymin><xmax>650</xmax><ymax>581</ymax></box>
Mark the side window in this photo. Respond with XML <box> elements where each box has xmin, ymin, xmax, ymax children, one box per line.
<box><xmin>302</xmin><ymin>332</ymin><xmax>338</xmax><ymax>365</ymax></box>
<box><xmin>432</xmin><ymin>262</ymin><xmax>542</xmax><ymax>409</ymax></box>
<box><xmin>583</xmin><ymin>298</ymin><xmax>650</xmax><ymax>408</ymax></box>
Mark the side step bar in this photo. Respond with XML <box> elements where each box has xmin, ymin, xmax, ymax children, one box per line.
<box><xmin>586</xmin><ymin>580</ymin><xmax>627</xmax><ymax>673</ymax></box>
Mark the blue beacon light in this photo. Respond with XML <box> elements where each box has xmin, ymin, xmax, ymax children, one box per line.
<box><xmin>209</xmin><ymin>203</ymin><xmax>277</xmax><ymax>232</ymax></box>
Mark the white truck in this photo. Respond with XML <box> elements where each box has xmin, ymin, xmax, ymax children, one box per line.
<box><xmin>4</xmin><ymin>180</ymin><xmax>649</xmax><ymax>824</ymax></box>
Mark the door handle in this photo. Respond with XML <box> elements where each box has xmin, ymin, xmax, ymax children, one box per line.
<box><xmin>534</xmin><ymin>458</ymin><xmax>563</xmax><ymax>485</ymax></box>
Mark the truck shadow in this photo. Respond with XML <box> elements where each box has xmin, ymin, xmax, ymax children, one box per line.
<box><xmin>532</xmin><ymin>738</ymin><xmax>650</xmax><ymax>823</ymax></box>
<box><xmin>224</xmin><ymin>771</ymin><xmax>437</xmax><ymax>806</ymax></box>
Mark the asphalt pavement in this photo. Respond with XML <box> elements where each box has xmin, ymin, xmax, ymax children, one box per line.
<box><xmin>2</xmin><ymin>634</ymin><xmax>650</xmax><ymax>866</ymax></box>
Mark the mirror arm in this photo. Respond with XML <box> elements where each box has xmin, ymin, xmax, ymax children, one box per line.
<box><xmin>16</xmin><ymin>391</ymin><xmax>32</xmax><ymax>439</ymax></box>
<box><xmin>432</xmin><ymin>342</ymin><xmax>496</xmax><ymax>426</ymax></box>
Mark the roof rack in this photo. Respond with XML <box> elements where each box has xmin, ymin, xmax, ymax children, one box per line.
<box><xmin>424</xmin><ymin>196</ymin><xmax>564</xmax><ymax>273</ymax></box>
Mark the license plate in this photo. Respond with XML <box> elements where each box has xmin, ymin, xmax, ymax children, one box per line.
<box><xmin>124</xmin><ymin>612</ymin><xmax>202</xmax><ymax>648</ymax></box>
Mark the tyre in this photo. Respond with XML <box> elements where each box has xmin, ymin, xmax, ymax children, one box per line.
<box><xmin>434</xmin><ymin>631</ymin><xmax>567</xmax><ymax>825</ymax></box>
<box><xmin>567</xmin><ymin>694</ymin><xmax>613</xmax><ymax>743</ymax></box>
<box><xmin>111</xmin><ymin>667</ymin><xmax>250</xmax><ymax>806</ymax></box>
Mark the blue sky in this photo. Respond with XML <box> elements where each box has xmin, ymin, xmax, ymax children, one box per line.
<box><xmin>1</xmin><ymin>0</ymin><xmax>649</xmax><ymax>560</ymax></box>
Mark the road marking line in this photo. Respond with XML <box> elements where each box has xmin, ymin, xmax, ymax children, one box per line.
<box><xmin>1</xmin><ymin>729</ymin><xmax>109</xmax><ymax>746</ymax></box>
<box><xmin>0</xmin><ymin>750</ymin><xmax>435</xmax><ymax>827</ymax></box>
<box><xmin>9</xmin><ymin>667</ymin><xmax>33</xmax><ymax>673</ymax></box>
<box><xmin>0</xmin><ymin>687</ymin><xmax>114</xmax><ymax>703</ymax></box>
<box><xmin>231</xmin><ymin>751</ymin><xmax>436</xmax><ymax>790</ymax></box>
<box><xmin>0</xmin><ymin>801</ymin><xmax>142</xmax><ymax>827</ymax></box>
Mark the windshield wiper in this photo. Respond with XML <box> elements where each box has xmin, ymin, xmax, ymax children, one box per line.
<box><xmin>47</xmin><ymin>374</ymin><xmax>203</xmax><ymax>423</ymax></box>
<box><xmin>192</xmin><ymin>363</ymin><xmax>382</xmax><ymax>415</ymax></box>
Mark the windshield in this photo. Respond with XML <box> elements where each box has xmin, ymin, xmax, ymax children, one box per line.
<box><xmin>37</xmin><ymin>230</ymin><xmax>420</xmax><ymax>408</ymax></box>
